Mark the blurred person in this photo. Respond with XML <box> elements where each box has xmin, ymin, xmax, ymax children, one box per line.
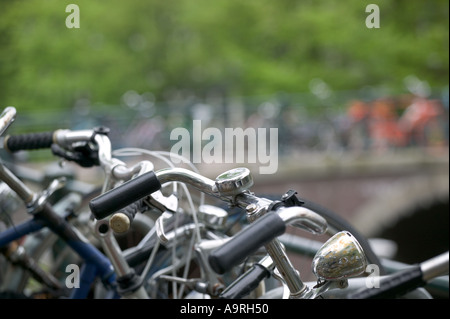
<box><xmin>398</xmin><ymin>95</ymin><xmax>446</xmax><ymax>148</ymax></box>
<box><xmin>369</xmin><ymin>98</ymin><xmax>406</xmax><ymax>151</ymax></box>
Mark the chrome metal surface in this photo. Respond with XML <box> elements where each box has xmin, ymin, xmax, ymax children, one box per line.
<box><xmin>156</xmin><ymin>167</ymin><xmax>218</xmax><ymax>197</ymax></box>
<box><xmin>312</xmin><ymin>231</ymin><xmax>368</xmax><ymax>281</ymax></box>
<box><xmin>0</xmin><ymin>106</ymin><xmax>16</xmax><ymax>137</ymax></box>
<box><xmin>265</xmin><ymin>239</ymin><xmax>308</xmax><ymax>296</ymax></box>
<box><xmin>198</xmin><ymin>205</ymin><xmax>228</xmax><ymax>229</ymax></box>
<box><xmin>214</xmin><ymin>167</ymin><xmax>254</xmax><ymax>196</ymax></box>
<box><xmin>278</xmin><ymin>206</ymin><xmax>328</xmax><ymax>235</ymax></box>
<box><xmin>421</xmin><ymin>251</ymin><xmax>449</xmax><ymax>282</ymax></box>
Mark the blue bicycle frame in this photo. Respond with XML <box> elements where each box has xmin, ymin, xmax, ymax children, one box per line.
<box><xmin>0</xmin><ymin>202</ymin><xmax>117</xmax><ymax>299</ymax></box>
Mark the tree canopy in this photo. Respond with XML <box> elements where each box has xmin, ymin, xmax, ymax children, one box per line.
<box><xmin>0</xmin><ymin>0</ymin><xmax>448</xmax><ymax>114</ymax></box>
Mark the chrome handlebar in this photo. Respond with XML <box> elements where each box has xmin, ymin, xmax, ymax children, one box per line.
<box><xmin>0</xmin><ymin>106</ymin><xmax>16</xmax><ymax>136</ymax></box>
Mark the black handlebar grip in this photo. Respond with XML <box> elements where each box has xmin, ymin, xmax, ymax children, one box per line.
<box><xmin>5</xmin><ymin>132</ymin><xmax>54</xmax><ymax>152</ymax></box>
<box><xmin>219</xmin><ymin>264</ymin><xmax>271</xmax><ymax>299</ymax></box>
<box><xmin>348</xmin><ymin>265</ymin><xmax>424</xmax><ymax>299</ymax></box>
<box><xmin>208</xmin><ymin>213</ymin><xmax>286</xmax><ymax>274</ymax></box>
<box><xmin>89</xmin><ymin>171</ymin><xmax>161</xmax><ymax>220</ymax></box>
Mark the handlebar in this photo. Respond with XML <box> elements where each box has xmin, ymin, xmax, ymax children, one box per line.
<box><xmin>87</xmin><ymin>165</ymin><xmax>330</xmax><ymax>229</ymax></box>
<box><xmin>0</xmin><ymin>110</ymin><xmax>156</xmax><ymax>189</ymax></box>
<box><xmin>209</xmin><ymin>212</ymin><xmax>286</xmax><ymax>274</ymax></box>
<box><xmin>208</xmin><ymin>206</ymin><xmax>327</xmax><ymax>274</ymax></box>
<box><xmin>89</xmin><ymin>167</ymin><xmax>269</xmax><ymax>219</ymax></box>
<box><xmin>348</xmin><ymin>251</ymin><xmax>449</xmax><ymax>299</ymax></box>
<box><xmin>89</xmin><ymin>171</ymin><xmax>161</xmax><ymax>220</ymax></box>
<box><xmin>1</xmin><ymin>108</ymin><xmax>155</xmax><ymax>227</ymax></box>
<box><xmin>4</xmin><ymin>132</ymin><xmax>55</xmax><ymax>152</ymax></box>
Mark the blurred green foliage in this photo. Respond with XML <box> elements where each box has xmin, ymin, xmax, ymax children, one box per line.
<box><xmin>0</xmin><ymin>0</ymin><xmax>448</xmax><ymax>114</ymax></box>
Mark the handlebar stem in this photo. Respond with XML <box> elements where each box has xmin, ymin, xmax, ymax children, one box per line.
<box><xmin>265</xmin><ymin>239</ymin><xmax>308</xmax><ymax>297</ymax></box>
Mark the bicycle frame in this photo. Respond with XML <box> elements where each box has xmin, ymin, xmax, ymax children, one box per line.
<box><xmin>0</xmin><ymin>163</ymin><xmax>116</xmax><ymax>299</ymax></box>
<box><xmin>0</xmin><ymin>219</ymin><xmax>116</xmax><ymax>299</ymax></box>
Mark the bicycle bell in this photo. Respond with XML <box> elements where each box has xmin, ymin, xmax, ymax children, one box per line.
<box><xmin>312</xmin><ymin>231</ymin><xmax>368</xmax><ymax>281</ymax></box>
<box><xmin>214</xmin><ymin>167</ymin><xmax>254</xmax><ymax>196</ymax></box>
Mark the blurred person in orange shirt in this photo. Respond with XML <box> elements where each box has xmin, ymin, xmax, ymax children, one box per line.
<box><xmin>398</xmin><ymin>95</ymin><xmax>445</xmax><ymax>147</ymax></box>
<box><xmin>369</xmin><ymin>98</ymin><xmax>406</xmax><ymax>151</ymax></box>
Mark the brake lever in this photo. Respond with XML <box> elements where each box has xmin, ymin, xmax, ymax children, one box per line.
<box><xmin>155</xmin><ymin>212</ymin><xmax>176</xmax><ymax>245</ymax></box>
<box><xmin>51</xmin><ymin>143</ymin><xmax>99</xmax><ymax>167</ymax></box>
<box><xmin>144</xmin><ymin>191</ymin><xmax>178</xmax><ymax>213</ymax></box>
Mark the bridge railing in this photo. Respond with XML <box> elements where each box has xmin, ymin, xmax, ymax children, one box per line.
<box><xmin>5</xmin><ymin>87</ymin><xmax>449</xmax><ymax>162</ymax></box>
